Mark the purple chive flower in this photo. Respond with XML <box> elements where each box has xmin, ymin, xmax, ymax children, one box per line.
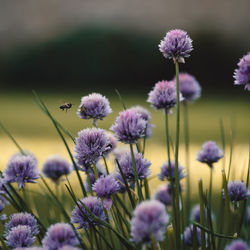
<box><xmin>153</xmin><ymin>185</ymin><xmax>172</xmax><ymax>206</ymax></box>
<box><xmin>42</xmin><ymin>223</ymin><xmax>79</xmax><ymax>250</ymax></box>
<box><xmin>247</xmin><ymin>207</ymin><xmax>250</xmax><ymax>224</ymax></box>
<box><xmin>112</xmin><ymin>171</ymin><xmax>128</xmax><ymax>193</ymax></box>
<box><xmin>159</xmin><ymin>29</ymin><xmax>193</xmax><ymax>63</ymax></box>
<box><xmin>130</xmin><ymin>106</ymin><xmax>154</xmax><ymax>138</ymax></box>
<box><xmin>6</xmin><ymin>225</ymin><xmax>35</xmax><ymax>248</ymax></box>
<box><xmin>74</xmin><ymin>128</ymin><xmax>110</xmax><ymax>167</ymax></box>
<box><xmin>42</xmin><ymin>155</ymin><xmax>72</xmax><ymax>183</ymax></box>
<box><xmin>110</xmin><ymin>109</ymin><xmax>147</xmax><ymax>144</ymax></box>
<box><xmin>173</xmin><ymin>73</ymin><xmax>201</xmax><ymax>102</ymax></box>
<box><xmin>158</xmin><ymin>161</ymin><xmax>185</xmax><ymax>181</ymax></box>
<box><xmin>104</xmin><ymin>132</ymin><xmax>118</xmax><ymax>155</ymax></box>
<box><xmin>226</xmin><ymin>180</ymin><xmax>249</xmax><ymax>203</ymax></box>
<box><xmin>225</xmin><ymin>240</ymin><xmax>250</xmax><ymax>250</ymax></box>
<box><xmin>5</xmin><ymin>212</ymin><xmax>39</xmax><ymax>235</ymax></box>
<box><xmin>197</xmin><ymin>141</ymin><xmax>223</xmax><ymax>168</ymax></box>
<box><xmin>93</xmin><ymin>175</ymin><xmax>119</xmax><ymax>209</ymax></box>
<box><xmin>190</xmin><ymin>204</ymin><xmax>208</xmax><ymax>222</ymax></box>
<box><xmin>71</xmin><ymin>196</ymin><xmax>106</xmax><ymax>230</ymax></box>
<box><xmin>77</xmin><ymin>93</ymin><xmax>112</xmax><ymax>120</ymax></box>
<box><xmin>131</xmin><ymin>200</ymin><xmax>169</xmax><ymax>243</ymax></box>
<box><xmin>147</xmin><ymin>80</ymin><xmax>183</xmax><ymax>113</ymax></box>
<box><xmin>116</xmin><ymin>151</ymin><xmax>151</xmax><ymax>180</ymax></box>
<box><xmin>233</xmin><ymin>52</ymin><xmax>250</xmax><ymax>91</ymax></box>
<box><xmin>183</xmin><ymin>225</ymin><xmax>202</xmax><ymax>247</ymax></box>
<box><xmin>3</xmin><ymin>154</ymin><xmax>39</xmax><ymax>189</ymax></box>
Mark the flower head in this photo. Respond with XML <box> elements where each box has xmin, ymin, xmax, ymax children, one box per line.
<box><xmin>183</xmin><ymin>225</ymin><xmax>202</xmax><ymax>247</ymax></box>
<box><xmin>4</xmin><ymin>154</ymin><xmax>39</xmax><ymax>189</ymax></box>
<box><xmin>104</xmin><ymin>132</ymin><xmax>118</xmax><ymax>155</ymax></box>
<box><xmin>42</xmin><ymin>223</ymin><xmax>79</xmax><ymax>250</ymax></box>
<box><xmin>153</xmin><ymin>185</ymin><xmax>172</xmax><ymax>206</ymax></box>
<box><xmin>197</xmin><ymin>141</ymin><xmax>223</xmax><ymax>167</ymax></box>
<box><xmin>43</xmin><ymin>155</ymin><xmax>72</xmax><ymax>183</ymax></box>
<box><xmin>6</xmin><ymin>225</ymin><xmax>35</xmax><ymax>248</ymax></box>
<box><xmin>233</xmin><ymin>52</ymin><xmax>250</xmax><ymax>91</ymax></box>
<box><xmin>147</xmin><ymin>80</ymin><xmax>183</xmax><ymax>112</ymax></box>
<box><xmin>173</xmin><ymin>73</ymin><xmax>201</xmax><ymax>102</ymax></box>
<box><xmin>5</xmin><ymin>212</ymin><xmax>39</xmax><ymax>235</ymax></box>
<box><xmin>71</xmin><ymin>197</ymin><xmax>106</xmax><ymax>230</ymax></box>
<box><xmin>227</xmin><ymin>180</ymin><xmax>249</xmax><ymax>203</ymax></box>
<box><xmin>130</xmin><ymin>106</ymin><xmax>154</xmax><ymax>138</ymax></box>
<box><xmin>112</xmin><ymin>171</ymin><xmax>128</xmax><ymax>193</ymax></box>
<box><xmin>116</xmin><ymin>151</ymin><xmax>151</xmax><ymax>180</ymax></box>
<box><xmin>77</xmin><ymin>93</ymin><xmax>112</xmax><ymax>120</ymax></box>
<box><xmin>93</xmin><ymin>175</ymin><xmax>119</xmax><ymax>209</ymax></box>
<box><xmin>111</xmin><ymin>109</ymin><xmax>147</xmax><ymax>144</ymax></box>
<box><xmin>158</xmin><ymin>161</ymin><xmax>185</xmax><ymax>181</ymax></box>
<box><xmin>159</xmin><ymin>29</ymin><xmax>193</xmax><ymax>62</ymax></box>
<box><xmin>74</xmin><ymin>128</ymin><xmax>110</xmax><ymax>167</ymax></box>
<box><xmin>225</xmin><ymin>239</ymin><xmax>249</xmax><ymax>250</ymax></box>
<box><xmin>131</xmin><ymin>200</ymin><xmax>169</xmax><ymax>243</ymax></box>
<box><xmin>190</xmin><ymin>204</ymin><xmax>208</xmax><ymax>222</ymax></box>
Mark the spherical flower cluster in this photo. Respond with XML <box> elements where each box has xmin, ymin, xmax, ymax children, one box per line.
<box><xmin>4</xmin><ymin>154</ymin><xmax>39</xmax><ymax>189</ymax></box>
<box><xmin>131</xmin><ymin>200</ymin><xmax>169</xmax><ymax>243</ymax></box>
<box><xmin>147</xmin><ymin>80</ymin><xmax>183</xmax><ymax>112</ymax></box>
<box><xmin>130</xmin><ymin>106</ymin><xmax>154</xmax><ymax>138</ymax></box>
<box><xmin>233</xmin><ymin>52</ymin><xmax>250</xmax><ymax>91</ymax></box>
<box><xmin>153</xmin><ymin>185</ymin><xmax>172</xmax><ymax>206</ymax></box>
<box><xmin>93</xmin><ymin>175</ymin><xmax>120</xmax><ymax>209</ymax></box>
<box><xmin>42</xmin><ymin>223</ymin><xmax>79</xmax><ymax>250</ymax></box>
<box><xmin>116</xmin><ymin>151</ymin><xmax>151</xmax><ymax>180</ymax></box>
<box><xmin>5</xmin><ymin>212</ymin><xmax>39</xmax><ymax>235</ymax></box>
<box><xmin>159</xmin><ymin>29</ymin><xmax>193</xmax><ymax>62</ymax></box>
<box><xmin>197</xmin><ymin>141</ymin><xmax>223</xmax><ymax>167</ymax></box>
<box><xmin>227</xmin><ymin>180</ymin><xmax>249</xmax><ymax>203</ymax></box>
<box><xmin>173</xmin><ymin>73</ymin><xmax>201</xmax><ymax>102</ymax></box>
<box><xmin>190</xmin><ymin>204</ymin><xmax>208</xmax><ymax>222</ymax></box>
<box><xmin>77</xmin><ymin>93</ymin><xmax>112</xmax><ymax>120</ymax></box>
<box><xmin>183</xmin><ymin>225</ymin><xmax>202</xmax><ymax>247</ymax></box>
<box><xmin>111</xmin><ymin>109</ymin><xmax>147</xmax><ymax>144</ymax></box>
<box><xmin>6</xmin><ymin>225</ymin><xmax>35</xmax><ymax>248</ymax></box>
<box><xmin>225</xmin><ymin>240</ymin><xmax>249</xmax><ymax>250</ymax></box>
<box><xmin>74</xmin><ymin>128</ymin><xmax>110</xmax><ymax>167</ymax></box>
<box><xmin>42</xmin><ymin>155</ymin><xmax>72</xmax><ymax>183</ymax></box>
<box><xmin>71</xmin><ymin>196</ymin><xmax>106</xmax><ymax>230</ymax></box>
<box><xmin>158</xmin><ymin>161</ymin><xmax>185</xmax><ymax>181</ymax></box>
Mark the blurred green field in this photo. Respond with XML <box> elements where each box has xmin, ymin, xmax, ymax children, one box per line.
<box><xmin>0</xmin><ymin>91</ymin><xmax>249</xmax><ymax>195</ymax></box>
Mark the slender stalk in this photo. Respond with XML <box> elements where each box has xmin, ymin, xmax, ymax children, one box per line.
<box><xmin>129</xmin><ymin>144</ymin><xmax>144</xmax><ymax>201</ymax></box>
<box><xmin>174</xmin><ymin>60</ymin><xmax>181</xmax><ymax>249</ymax></box>
<box><xmin>192</xmin><ymin>225</ymin><xmax>198</xmax><ymax>250</ymax></box>
<box><xmin>167</xmin><ymin>225</ymin><xmax>175</xmax><ymax>250</ymax></box>
<box><xmin>92</xmin><ymin>163</ymin><xmax>99</xmax><ymax>180</ymax></box>
<box><xmin>198</xmin><ymin>179</ymin><xmax>206</xmax><ymax>250</ymax></box>
<box><xmin>115</xmin><ymin>89</ymin><xmax>127</xmax><ymax>110</ymax></box>
<box><xmin>102</xmin><ymin>156</ymin><xmax>110</xmax><ymax>174</ymax></box>
<box><xmin>227</xmin><ymin>129</ymin><xmax>233</xmax><ymax>179</ymax></box>
<box><xmin>209</xmin><ymin>167</ymin><xmax>213</xmax><ymax>207</ymax></box>
<box><xmin>144</xmin><ymin>178</ymin><xmax>150</xmax><ymax>199</ymax></box>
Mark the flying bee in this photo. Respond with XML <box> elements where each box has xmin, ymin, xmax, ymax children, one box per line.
<box><xmin>59</xmin><ymin>102</ymin><xmax>72</xmax><ymax>112</ymax></box>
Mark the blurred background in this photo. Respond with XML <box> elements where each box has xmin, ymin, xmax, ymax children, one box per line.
<box><xmin>0</xmin><ymin>0</ymin><xmax>249</xmax><ymax>194</ymax></box>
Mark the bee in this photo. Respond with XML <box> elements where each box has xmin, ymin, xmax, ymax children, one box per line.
<box><xmin>59</xmin><ymin>102</ymin><xmax>72</xmax><ymax>112</ymax></box>
<box><xmin>80</xmin><ymin>105</ymin><xmax>86</xmax><ymax>113</ymax></box>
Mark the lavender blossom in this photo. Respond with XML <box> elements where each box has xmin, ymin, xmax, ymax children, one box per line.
<box><xmin>233</xmin><ymin>52</ymin><xmax>250</xmax><ymax>91</ymax></box>
<box><xmin>6</xmin><ymin>225</ymin><xmax>35</xmax><ymax>248</ymax></box>
<box><xmin>183</xmin><ymin>225</ymin><xmax>202</xmax><ymax>247</ymax></box>
<box><xmin>77</xmin><ymin>93</ymin><xmax>112</xmax><ymax>120</ymax></box>
<box><xmin>5</xmin><ymin>212</ymin><xmax>39</xmax><ymax>235</ymax></box>
<box><xmin>227</xmin><ymin>180</ymin><xmax>249</xmax><ymax>203</ymax></box>
<box><xmin>153</xmin><ymin>185</ymin><xmax>172</xmax><ymax>206</ymax></box>
<box><xmin>116</xmin><ymin>151</ymin><xmax>151</xmax><ymax>180</ymax></box>
<box><xmin>131</xmin><ymin>200</ymin><xmax>169</xmax><ymax>243</ymax></box>
<box><xmin>71</xmin><ymin>196</ymin><xmax>106</xmax><ymax>230</ymax></box>
<box><xmin>147</xmin><ymin>80</ymin><xmax>183</xmax><ymax>113</ymax></box>
<box><xmin>42</xmin><ymin>223</ymin><xmax>79</xmax><ymax>250</ymax></box>
<box><xmin>173</xmin><ymin>73</ymin><xmax>201</xmax><ymax>102</ymax></box>
<box><xmin>110</xmin><ymin>109</ymin><xmax>147</xmax><ymax>144</ymax></box>
<box><xmin>42</xmin><ymin>155</ymin><xmax>72</xmax><ymax>183</ymax></box>
<box><xmin>92</xmin><ymin>175</ymin><xmax>119</xmax><ymax>209</ymax></box>
<box><xmin>225</xmin><ymin>240</ymin><xmax>250</xmax><ymax>250</ymax></box>
<box><xmin>3</xmin><ymin>153</ymin><xmax>39</xmax><ymax>189</ymax></box>
<box><xmin>159</xmin><ymin>29</ymin><xmax>193</xmax><ymax>63</ymax></box>
<box><xmin>74</xmin><ymin>128</ymin><xmax>110</xmax><ymax>167</ymax></box>
<box><xmin>130</xmin><ymin>106</ymin><xmax>154</xmax><ymax>138</ymax></box>
<box><xmin>190</xmin><ymin>204</ymin><xmax>209</xmax><ymax>222</ymax></box>
<box><xmin>158</xmin><ymin>161</ymin><xmax>185</xmax><ymax>181</ymax></box>
<box><xmin>197</xmin><ymin>141</ymin><xmax>223</xmax><ymax>168</ymax></box>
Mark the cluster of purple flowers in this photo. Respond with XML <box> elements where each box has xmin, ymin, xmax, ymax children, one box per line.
<box><xmin>153</xmin><ymin>185</ymin><xmax>172</xmax><ymax>206</ymax></box>
<box><xmin>226</xmin><ymin>180</ymin><xmax>249</xmax><ymax>204</ymax></box>
<box><xmin>225</xmin><ymin>240</ymin><xmax>249</xmax><ymax>250</ymax></box>
<box><xmin>158</xmin><ymin>161</ymin><xmax>185</xmax><ymax>181</ymax></box>
<box><xmin>183</xmin><ymin>225</ymin><xmax>202</xmax><ymax>247</ymax></box>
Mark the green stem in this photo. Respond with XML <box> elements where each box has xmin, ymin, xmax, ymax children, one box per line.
<box><xmin>198</xmin><ymin>179</ymin><xmax>206</xmax><ymax>250</ymax></box>
<box><xmin>102</xmin><ymin>156</ymin><xmax>110</xmax><ymax>174</ymax></box>
<box><xmin>174</xmin><ymin>60</ymin><xmax>181</xmax><ymax>249</ymax></box>
<box><xmin>209</xmin><ymin>167</ymin><xmax>213</xmax><ymax>207</ymax></box>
